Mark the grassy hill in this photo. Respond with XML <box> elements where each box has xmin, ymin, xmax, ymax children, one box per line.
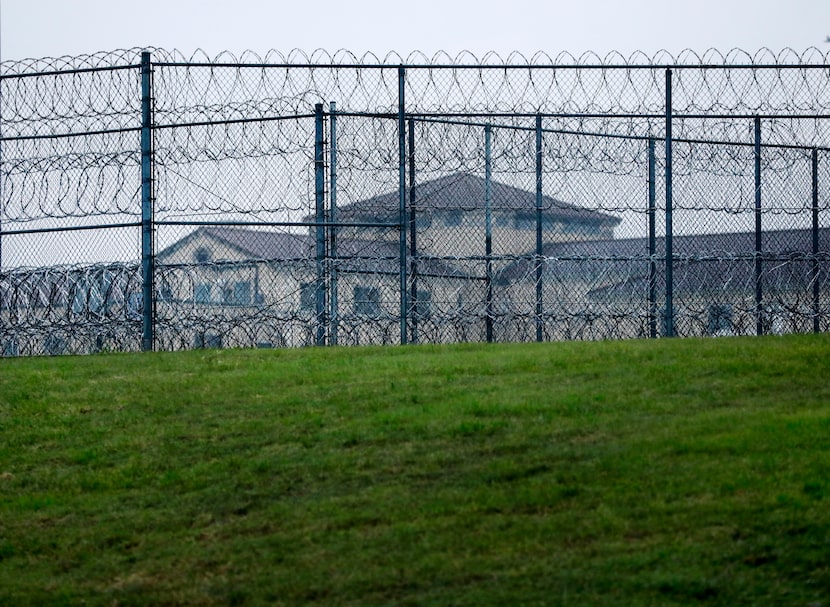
<box><xmin>1</xmin><ymin>335</ymin><xmax>829</xmax><ymax>606</ymax></box>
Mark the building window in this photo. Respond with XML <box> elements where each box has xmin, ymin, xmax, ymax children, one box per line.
<box><xmin>194</xmin><ymin>247</ymin><xmax>211</xmax><ymax>263</ymax></box>
<box><xmin>354</xmin><ymin>286</ymin><xmax>381</xmax><ymax>317</ymax></box>
<box><xmin>194</xmin><ymin>283</ymin><xmax>212</xmax><ymax>304</ymax></box>
<box><xmin>226</xmin><ymin>281</ymin><xmax>251</xmax><ymax>306</ymax></box>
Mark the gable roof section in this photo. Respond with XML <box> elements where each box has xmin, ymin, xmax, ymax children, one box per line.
<box><xmin>155</xmin><ymin>227</ymin><xmax>471</xmax><ymax>278</ymax></box>
<box><xmin>157</xmin><ymin>226</ymin><xmax>309</xmax><ymax>262</ymax></box>
<box><xmin>500</xmin><ymin>226</ymin><xmax>830</xmax><ymax>284</ymax></box>
<box><xmin>540</xmin><ymin>227</ymin><xmax>830</xmax><ymax>259</ymax></box>
<box><xmin>530</xmin><ymin>227</ymin><xmax>830</xmax><ymax>299</ymax></box>
<box><xmin>327</xmin><ymin>172</ymin><xmax>621</xmax><ymax>226</ymax></box>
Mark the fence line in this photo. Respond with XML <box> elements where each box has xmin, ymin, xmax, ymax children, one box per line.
<box><xmin>1</xmin><ymin>48</ymin><xmax>829</xmax><ymax>355</ymax></box>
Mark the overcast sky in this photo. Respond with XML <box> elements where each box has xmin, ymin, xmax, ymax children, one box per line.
<box><xmin>1</xmin><ymin>0</ymin><xmax>829</xmax><ymax>63</ymax></box>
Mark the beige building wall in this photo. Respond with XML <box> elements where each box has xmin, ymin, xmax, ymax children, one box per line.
<box><xmin>329</xmin><ymin>210</ymin><xmax>615</xmax><ymax>258</ymax></box>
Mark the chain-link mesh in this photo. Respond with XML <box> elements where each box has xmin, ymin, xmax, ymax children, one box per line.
<box><xmin>2</xmin><ymin>48</ymin><xmax>829</xmax><ymax>355</ymax></box>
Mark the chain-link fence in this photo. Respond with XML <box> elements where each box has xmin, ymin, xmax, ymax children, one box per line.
<box><xmin>2</xmin><ymin>48</ymin><xmax>829</xmax><ymax>355</ymax></box>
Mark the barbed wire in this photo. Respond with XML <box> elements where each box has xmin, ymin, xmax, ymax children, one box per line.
<box><xmin>5</xmin><ymin>46</ymin><xmax>829</xmax><ymax>72</ymax></box>
<box><xmin>2</xmin><ymin>47</ymin><xmax>830</xmax><ymax>134</ymax></box>
<box><xmin>4</xmin><ymin>247</ymin><xmax>824</xmax><ymax>355</ymax></box>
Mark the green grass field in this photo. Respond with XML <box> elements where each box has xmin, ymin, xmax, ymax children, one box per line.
<box><xmin>1</xmin><ymin>335</ymin><xmax>829</xmax><ymax>606</ymax></box>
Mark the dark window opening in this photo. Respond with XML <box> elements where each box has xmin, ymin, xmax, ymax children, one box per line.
<box><xmin>354</xmin><ymin>286</ymin><xmax>381</xmax><ymax>317</ymax></box>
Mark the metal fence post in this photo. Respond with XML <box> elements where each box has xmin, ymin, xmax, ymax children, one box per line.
<box><xmin>408</xmin><ymin>117</ymin><xmax>418</xmax><ymax>345</ymax></box>
<box><xmin>0</xmin><ymin>63</ymin><xmax>3</xmax><ymax>273</ymax></box>
<box><xmin>314</xmin><ymin>103</ymin><xmax>327</xmax><ymax>346</ymax></box>
<box><xmin>485</xmin><ymin>124</ymin><xmax>494</xmax><ymax>343</ymax></box>
<box><xmin>329</xmin><ymin>101</ymin><xmax>339</xmax><ymax>346</ymax></box>
<box><xmin>754</xmin><ymin>116</ymin><xmax>763</xmax><ymax>336</ymax></box>
<box><xmin>140</xmin><ymin>51</ymin><xmax>155</xmax><ymax>352</ymax></box>
<box><xmin>648</xmin><ymin>138</ymin><xmax>657</xmax><ymax>339</ymax></box>
<box><xmin>812</xmin><ymin>148</ymin><xmax>820</xmax><ymax>334</ymax></box>
<box><xmin>664</xmin><ymin>69</ymin><xmax>674</xmax><ymax>337</ymax></box>
<box><xmin>398</xmin><ymin>66</ymin><xmax>408</xmax><ymax>345</ymax></box>
<box><xmin>535</xmin><ymin>114</ymin><xmax>544</xmax><ymax>343</ymax></box>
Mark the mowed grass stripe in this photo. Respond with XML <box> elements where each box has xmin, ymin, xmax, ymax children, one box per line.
<box><xmin>1</xmin><ymin>335</ymin><xmax>829</xmax><ymax>606</ymax></box>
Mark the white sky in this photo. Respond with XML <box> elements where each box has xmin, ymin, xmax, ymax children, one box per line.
<box><xmin>1</xmin><ymin>0</ymin><xmax>829</xmax><ymax>63</ymax></box>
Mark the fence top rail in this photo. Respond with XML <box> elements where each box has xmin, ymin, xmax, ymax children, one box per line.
<box><xmin>138</xmin><ymin>46</ymin><xmax>830</xmax><ymax>70</ymax></box>
<box><xmin>2</xmin><ymin>46</ymin><xmax>829</xmax><ymax>75</ymax></box>
<box><xmin>0</xmin><ymin>63</ymin><xmax>139</xmax><ymax>80</ymax></box>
